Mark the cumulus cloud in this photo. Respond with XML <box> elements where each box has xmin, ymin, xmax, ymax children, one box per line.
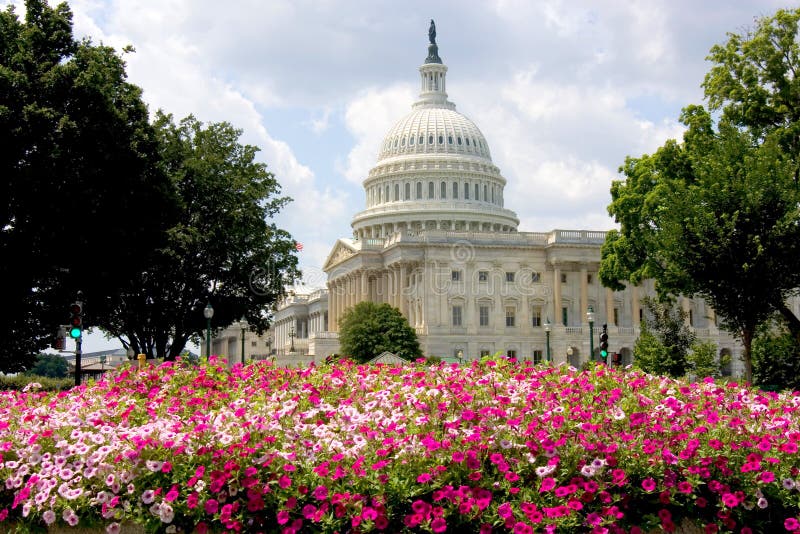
<box><xmin>340</xmin><ymin>84</ymin><xmax>416</xmax><ymax>185</ymax></box>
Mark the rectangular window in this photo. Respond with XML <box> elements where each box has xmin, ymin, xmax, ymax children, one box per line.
<box><xmin>505</xmin><ymin>272</ymin><xmax>515</xmax><ymax>282</ymax></box>
<box><xmin>452</xmin><ymin>306</ymin><xmax>462</xmax><ymax>326</ymax></box>
<box><xmin>561</xmin><ymin>273</ymin><xmax>567</xmax><ymax>284</ymax></box>
<box><xmin>613</xmin><ymin>307</ymin><xmax>619</xmax><ymax>326</ymax></box>
<box><xmin>451</xmin><ymin>270</ymin><xmax>462</xmax><ymax>282</ymax></box>
<box><xmin>531</xmin><ymin>307</ymin><xmax>541</xmax><ymax>327</ymax></box>
<box><xmin>479</xmin><ymin>306</ymin><xmax>490</xmax><ymax>327</ymax></box>
<box><xmin>531</xmin><ymin>271</ymin><xmax>540</xmax><ymax>282</ymax></box>
<box><xmin>250</xmin><ymin>341</ymin><xmax>257</xmax><ymax>347</ymax></box>
<box><xmin>562</xmin><ymin>307</ymin><xmax>568</xmax><ymax>326</ymax></box>
<box><xmin>689</xmin><ymin>310</ymin><xmax>694</xmax><ymax>326</ymax></box>
<box><xmin>505</xmin><ymin>306</ymin><xmax>516</xmax><ymax>327</ymax></box>
<box><xmin>478</xmin><ymin>270</ymin><xmax>488</xmax><ymax>282</ymax></box>
<box><xmin>533</xmin><ymin>350</ymin><xmax>543</xmax><ymax>364</ymax></box>
<box><xmin>506</xmin><ymin>350</ymin><xmax>517</xmax><ymax>359</ymax></box>
<box><xmin>464</xmin><ymin>183</ymin><xmax>470</xmax><ymax>199</ymax></box>
<box><xmin>587</xmin><ymin>273</ymin><xmax>593</xmax><ymax>284</ymax></box>
<box><xmin>480</xmin><ymin>350</ymin><xmax>491</xmax><ymax>358</ymax></box>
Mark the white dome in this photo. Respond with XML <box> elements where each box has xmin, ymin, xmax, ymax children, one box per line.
<box><xmin>350</xmin><ymin>36</ymin><xmax>519</xmax><ymax>239</ymax></box>
<box><xmin>378</xmin><ymin>107</ymin><xmax>492</xmax><ymax>162</ymax></box>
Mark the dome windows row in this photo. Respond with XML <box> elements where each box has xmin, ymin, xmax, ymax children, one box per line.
<box><xmin>382</xmin><ymin>133</ymin><xmax>487</xmax><ymax>157</ymax></box>
<box><xmin>367</xmin><ymin>180</ymin><xmax>504</xmax><ymax>207</ymax></box>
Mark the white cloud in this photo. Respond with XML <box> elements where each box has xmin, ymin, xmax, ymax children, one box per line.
<box><xmin>340</xmin><ymin>84</ymin><xmax>416</xmax><ymax>185</ymax></box>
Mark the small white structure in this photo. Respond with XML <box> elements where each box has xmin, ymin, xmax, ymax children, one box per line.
<box><xmin>367</xmin><ymin>351</ymin><xmax>410</xmax><ymax>365</ymax></box>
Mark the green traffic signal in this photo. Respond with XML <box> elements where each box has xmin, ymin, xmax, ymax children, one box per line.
<box><xmin>69</xmin><ymin>326</ymin><xmax>82</xmax><ymax>339</ymax></box>
<box><xmin>600</xmin><ymin>349</ymin><xmax>608</xmax><ymax>358</ymax></box>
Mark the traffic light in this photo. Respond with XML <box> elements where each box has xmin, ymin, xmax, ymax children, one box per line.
<box><xmin>599</xmin><ymin>324</ymin><xmax>609</xmax><ymax>360</ymax></box>
<box><xmin>69</xmin><ymin>301</ymin><xmax>83</xmax><ymax>339</ymax></box>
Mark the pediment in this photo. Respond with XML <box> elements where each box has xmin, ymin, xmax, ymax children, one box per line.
<box><xmin>322</xmin><ymin>239</ymin><xmax>358</xmax><ymax>271</ymax></box>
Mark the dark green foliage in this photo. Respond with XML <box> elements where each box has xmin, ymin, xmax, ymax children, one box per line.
<box><xmin>633</xmin><ymin>298</ymin><xmax>695</xmax><ymax>378</ymax></box>
<box><xmin>338</xmin><ymin>302</ymin><xmax>422</xmax><ymax>363</ymax></box>
<box><xmin>1</xmin><ymin>0</ymin><xmax>173</xmax><ymax>371</ymax></box>
<box><xmin>102</xmin><ymin>113</ymin><xmax>300</xmax><ymax>360</ymax></box>
<box><xmin>752</xmin><ymin>319</ymin><xmax>800</xmax><ymax>391</ymax></box>
<box><xmin>27</xmin><ymin>353</ymin><xmax>68</xmax><ymax>378</ymax></box>
<box><xmin>687</xmin><ymin>341</ymin><xmax>729</xmax><ymax>380</ymax></box>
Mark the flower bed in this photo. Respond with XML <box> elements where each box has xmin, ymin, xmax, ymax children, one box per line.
<box><xmin>1</xmin><ymin>358</ymin><xmax>799</xmax><ymax>533</ymax></box>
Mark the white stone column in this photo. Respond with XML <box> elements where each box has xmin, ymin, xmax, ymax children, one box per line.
<box><xmin>681</xmin><ymin>297</ymin><xmax>692</xmax><ymax>326</ymax></box>
<box><xmin>553</xmin><ymin>264</ymin><xmax>562</xmax><ymax>325</ymax></box>
<box><xmin>399</xmin><ymin>264</ymin><xmax>408</xmax><ymax>317</ymax></box>
<box><xmin>361</xmin><ymin>270</ymin><xmax>368</xmax><ymax>304</ymax></box>
<box><xmin>580</xmin><ymin>264</ymin><xmax>588</xmax><ymax>324</ymax></box>
<box><xmin>606</xmin><ymin>288</ymin><xmax>615</xmax><ymax>326</ymax></box>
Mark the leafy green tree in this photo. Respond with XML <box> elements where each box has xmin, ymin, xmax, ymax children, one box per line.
<box><xmin>601</xmin><ymin>9</ymin><xmax>800</xmax><ymax>383</ymax></box>
<box><xmin>1</xmin><ymin>0</ymin><xmax>173</xmax><ymax>371</ymax></box>
<box><xmin>338</xmin><ymin>302</ymin><xmax>422</xmax><ymax>363</ymax></box>
<box><xmin>632</xmin><ymin>298</ymin><xmax>694</xmax><ymax>378</ymax></box>
<box><xmin>752</xmin><ymin>318</ymin><xmax>800</xmax><ymax>391</ymax></box>
<box><xmin>687</xmin><ymin>341</ymin><xmax>729</xmax><ymax>380</ymax></box>
<box><xmin>26</xmin><ymin>353</ymin><xmax>68</xmax><ymax>378</ymax></box>
<box><xmin>101</xmin><ymin>113</ymin><xmax>300</xmax><ymax>360</ymax></box>
<box><xmin>703</xmin><ymin>7</ymin><xmax>800</xmax><ymax>341</ymax></box>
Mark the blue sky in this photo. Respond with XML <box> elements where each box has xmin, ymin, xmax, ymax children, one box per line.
<box><xmin>8</xmin><ymin>0</ymin><xmax>790</xmax><ymax>352</ymax></box>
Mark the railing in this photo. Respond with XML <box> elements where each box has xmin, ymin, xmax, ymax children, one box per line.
<box><xmin>547</xmin><ymin>230</ymin><xmax>607</xmax><ymax>245</ymax></box>
<box><xmin>564</xmin><ymin>326</ymin><xmax>583</xmax><ymax>335</ymax></box>
<box><xmin>415</xmin><ymin>326</ymin><xmax>427</xmax><ymax>335</ymax></box>
<box><xmin>311</xmin><ymin>332</ymin><xmax>340</xmax><ymax>339</ymax></box>
<box><xmin>617</xmin><ymin>327</ymin><xmax>636</xmax><ymax>336</ymax></box>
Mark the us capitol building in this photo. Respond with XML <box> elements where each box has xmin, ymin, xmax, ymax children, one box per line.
<box><xmin>208</xmin><ymin>24</ymin><xmax>779</xmax><ymax>375</ymax></box>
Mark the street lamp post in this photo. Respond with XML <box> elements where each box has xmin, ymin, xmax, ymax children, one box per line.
<box><xmin>587</xmin><ymin>305</ymin><xmax>595</xmax><ymax>361</ymax></box>
<box><xmin>203</xmin><ymin>303</ymin><xmax>214</xmax><ymax>360</ymax></box>
<box><xmin>289</xmin><ymin>326</ymin><xmax>296</xmax><ymax>353</ymax></box>
<box><xmin>544</xmin><ymin>317</ymin><xmax>551</xmax><ymax>363</ymax></box>
<box><xmin>239</xmin><ymin>316</ymin><xmax>247</xmax><ymax>365</ymax></box>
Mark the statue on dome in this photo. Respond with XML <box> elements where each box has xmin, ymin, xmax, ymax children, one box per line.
<box><xmin>428</xmin><ymin>19</ymin><xmax>436</xmax><ymax>44</ymax></box>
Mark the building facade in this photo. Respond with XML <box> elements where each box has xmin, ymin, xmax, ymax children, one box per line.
<box><xmin>209</xmin><ymin>28</ymin><xmax>800</xmax><ymax>373</ymax></box>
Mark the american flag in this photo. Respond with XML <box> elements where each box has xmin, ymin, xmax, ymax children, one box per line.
<box><xmin>295</xmin><ymin>242</ymin><xmax>304</xmax><ymax>251</ymax></box>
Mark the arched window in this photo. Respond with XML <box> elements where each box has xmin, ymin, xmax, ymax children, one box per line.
<box><xmin>464</xmin><ymin>182</ymin><xmax>470</xmax><ymax>200</ymax></box>
<box><xmin>404</xmin><ymin>182</ymin><xmax>410</xmax><ymax>200</ymax></box>
<box><xmin>409</xmin><ymin>136</ymin><xmax>414</xmax><ymax>146</ymax></box>
<box><xmin>457</xmin><ymin>137</ymin><xmax>462</xmax><ymax>145</ymax></box>
<box><xmin>416</xmin><ymin>182</ymin><xmax>422</xmax><ymax>199</ymax></box>
<box><xmin>452</xmin><ymin>182</ymin><xmax>458</xmax><ymax>199</ymax></box>
<box><xmin>428</xmin><ymin>181</ymin><xmax>435</xmax><ymax>199</ymax></box>
<box><xmin>438</xmin><ymin>135</ymin><xmax>444</xmax><ymax>144</ymax></box>
<box><xmin>385</xmin><ymin>185</ymin><xmax>390</xmax><ymax>202</ymax></box>
<box><xmin>394</xmin><ymin>184</ymin><xmax>399</xmax><ymax>201</ymax></box>
<box><xmin>440</xmin><ymin>181</ymin><xmax>447</xmax><ymax>199</ymax></box>
<box><xmin>466</xmin><ymin>138</ymin><xmax>470</xmax><ymax>146</ymax></box>
<box><xmin>400</xmin><ymin>137</ymin><xmax>405</xmax><ymax>146</ymax></box>
<box><xmin>484</xmin><ymin>184</ymin><xmax>488</xmax><ymax>201</ymax></box>
<box><xmin>419</xmin><ymin>135</ymin><xmax>424</xmax><ymax>145</ymax></box>
<box><xmin>491</xmin><ymin>186</ymin><xmax>495</xmax><ymax>204</ymax></box>
<box><xmin>429</xmin><ymin>135</ymin><xmax>434</xmax><ymax>145</ymax></box>
<box><xmin>378</xmin><ymin>187</ymin><xmax>382</xmax><ymax>203</ymax></box>
<box><xmin>448</xmin><ymin>136</ymin><xmax>453</xmax><ymax>144</ymax></box>
<box><xmin>475</xmin><ymin>183</ymin><xmax>479</xmax><ymax>200</ymax></box>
